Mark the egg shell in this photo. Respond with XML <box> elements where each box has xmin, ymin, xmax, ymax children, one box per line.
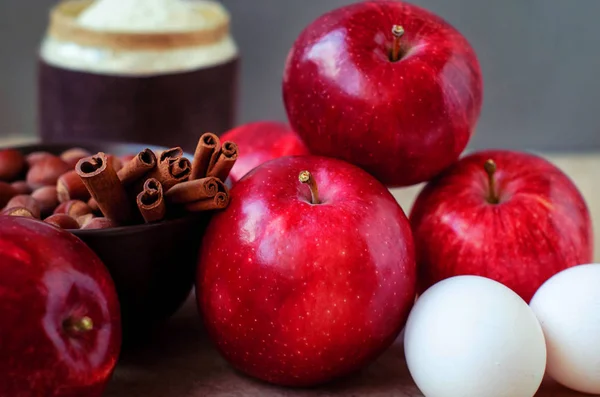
<box><xmin>404</xmin><ymin>275</ymin><xmax>546</xmax><ymax>397</ymax></box>
<box><xmin>530</xmin><ymin>263</ymin><xmax>600</xmax><ymax>394</ymax></box>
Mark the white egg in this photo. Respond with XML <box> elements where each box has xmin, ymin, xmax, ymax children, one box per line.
<box><xmin>404</xmin><ymin>276</ymin><xmax>547</xmax><ymax>397</ymax></box>
<box><xmin>530</xmin><ymin>263</ymin><xmax>600</xmax><ymax>394</ymax></box>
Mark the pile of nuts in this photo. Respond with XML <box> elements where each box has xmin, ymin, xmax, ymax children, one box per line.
<box><xmin>0</xmin><ymin>147</ymin><xmax>134</xmax><ymax>229</ymax></box>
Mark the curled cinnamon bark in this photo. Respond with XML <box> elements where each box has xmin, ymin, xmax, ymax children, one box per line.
<box><xmin>165</xmin><ymin>177</ymin><xmax>222</xmax><ymax>204</ymax></box>
<box><xmin>184</xmin><ymin>190</ymin><xmax>229</xmax><ymax>212</ymax></box>
<box><xmin>158</xmin><ymin>147</ymin><xmax>184</xmax><ymax>164</ymax></box>
<box><xmin>57</xmin><ymin>170</ymin><xmax>91</xmax><ymax>203</ymax></box>
<box><xmin>148</xmin><ymin>156</ymin><xmax>192</xmax><ymax>191</ymax></box>
<box><xmin>207</xmin><ymin>141</ymin><xmax>238</xmax><ymax>182</ymax></box>
<box><xmin>76</xmin><ymin>153</ymin><xmax>132</xmax><ymax>225</ymax></box>
<box><xmin>117</xmin><ymin>148</ymin><xmax>157</xmax><ymax>186</ymax></box>
<box><xmin>136</xmin><ymin>178</ymin><xmax>167</xmax><ymax>223</ymax></box>
<box><xmin>191</xmin><ymin>133</ymin><xmax>221</xmax><ymax>180</ymax></box>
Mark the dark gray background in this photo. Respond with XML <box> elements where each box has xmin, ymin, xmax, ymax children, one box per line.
<box><xmin>1</xmin><ymin>0</ymin><xmax>598</xmax><ymax>151</ymax></box>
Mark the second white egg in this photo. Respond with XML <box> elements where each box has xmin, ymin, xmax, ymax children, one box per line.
<box><xmin>530</xmin><ymin>263</ymin><xmax>600</xmax><ymax>394</ymax></box>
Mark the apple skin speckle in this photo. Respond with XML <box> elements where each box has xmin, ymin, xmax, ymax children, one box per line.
<box><xmin>197</xmin><ymin>155</ymin><xmax>416</xmax><ymax>387</ymax></box>
<box><xmin>283</xmin><ymin>0</ymin><xmax>482</xmax><ymax>187</ymax></box>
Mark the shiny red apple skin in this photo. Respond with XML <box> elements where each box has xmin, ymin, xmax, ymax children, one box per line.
<box><xmin>220</xmin><ymin>121</ymin><xmax>309</xmax><ymax>183</ymax></box>
<box><xmin>283</xmin><ymin>0</ymin><xmax>482</xmax><ymax>187</ymax></box>
<box><xmin>197</xmin><ymin>155</ymin><xmax>416</xmax><ymax>386</ymax></box>
<box><xmin>0</xmin><ymin>216</ymin><xmax>121</xmax><ymax>396</ymax></box>
<box><xmin>410</xmin><ymin>150</ymin><xmax>593</xmax><ymax>302</ymax></box>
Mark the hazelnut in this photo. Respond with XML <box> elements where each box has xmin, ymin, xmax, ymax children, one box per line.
<box><xmin>44</xmin><ymin>214</ymin><xmax>80</xmax><ymax>230</ymax></box>
<box><xmin>26</xmin><ymin>151</ymin><xmax>54</xmax><ymax>167</ymax></box>
<box><xmin>26</xmin><ymin>156</ymin><xmax>70</xmax><ymax>189</ymax></box>
<box><xmin>1</xmin><ymin>207</ymin><xmax>34</xmax><ymax>218</ymax></box>
<box><xmin>5</xmin><ymin>195</ymin><xmax>41</xmax><ymax>219</ymax></box>
<box><xmin>31</xmin><ymin>186</ymin><xmax>59</xmax><ymax>217</ymax></box>
<box><xmin>11</xmin><ymin>181</ymin><xmax>31</xmax><ymax>195</ymax></box>
<box><xmin>0</xmin><ymin>149</ymin><xmax>26</xmax><ymax>182</ymax></box>
<box><xmin>57</xmin><ymin>170</ymin><xmax>90</xmax><ymax>203</ymax></box>
<box><xmin>88</xmin><ymin>198</ymin><xmax>100</xmax><ymax>212</ymax></box>
<box><xmin>81</xmin><ymin>217</ymin><xmax>116</xmax><ymax>230</ymax></box>
<box><xmin>60</xmin><ymin>148</ymin><xmax>92</xmax><ymax>169</ymax></box>
<box><xmin>0</xmin><ymin>181</ymin><xmax>17</xmax><ymax>208</ymax></box>
<box><xmin>75</xmin><ymin>213</ymin><xmax>95</xmax><ymax>227</ymax></box>
<box><xmin>53</xmin><ymin>200</ymin><xmax>92</xmax><ymax>218</ymax></box>
<box><xmin>108</xmin><ymin>155</ymin><xmax>123</xmax><ymax>173</ymax></box>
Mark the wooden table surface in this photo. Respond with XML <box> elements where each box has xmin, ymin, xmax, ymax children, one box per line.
<box><xmin>2</xmin><ymin>137</ymin><xmax>597</xmax><ymax>396</ymax></box>
<box><xmin>104</xmin><ymin>295</ymin><xmax>589</xmax><ymax>397</ymax></box>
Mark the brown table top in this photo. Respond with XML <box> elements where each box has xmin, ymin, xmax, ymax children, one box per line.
<box><xmin>104</xmin><ymin>295</ymin><xmax>587</xmax><ymax>397</ymax></box>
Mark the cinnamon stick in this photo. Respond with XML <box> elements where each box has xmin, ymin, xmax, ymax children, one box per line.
<box><xmin>57</xmin><ymin>170</ymin><xmax>91</xmax><ymax>203</ymax></box>
<box><xmin>117</xmin><ymin>148</ymin><xmax>157</xmax><ymax>186</ymax></box>
<box><xmin>207</xmin><ymin>141</ymin><xmax>238</xmax><ymax>182</ymax></box>
<box><xmin>191</xmin><ymin>133</ymin><xmax>221</xmax><ymax>180</ymax></box>
<box><xmin>165</xmin><ymin>177</ymin><xmax>222</xmax><ymax>204</ymax></box>
<box><xmin>76</xmin><ymin>153</ymin><xmax>132</xmax><ymax>225</ymax></box>
<box><xmin>184</xmin><ymin>191</ymin><xmax>230</xmax><ymax>212</ymax></box>
<box><xmin>148</xmin><ymin>157</ymin><xmax>192</xmax><ymax>191</ymax></box>
<box><xmin>158</xmin><ymin>147</ymin><xmax>184</xmax><ymax>164</ymax></box>
<box><xmin>136</xmin><ymin>178</ymin><xmax>167</xmax><ymax>223</ymax></box>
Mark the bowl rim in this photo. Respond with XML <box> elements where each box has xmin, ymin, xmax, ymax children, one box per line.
<box><xmin>5</xmin><ymin>140</ymin><xmax>203</xmax><ymax>234</ymax></box>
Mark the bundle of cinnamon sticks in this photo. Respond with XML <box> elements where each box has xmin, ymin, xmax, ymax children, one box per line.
<box><xmin>74</xmin><ymin>133</ymin><xmax>238</xmax><ymax>227</ymax></box>
<box><xmin>0</xmin><ymin>133</ymin><xmax>238</xmax><ymax>230</ymax></box>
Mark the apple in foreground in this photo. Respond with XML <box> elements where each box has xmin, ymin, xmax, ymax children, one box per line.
<box><xmin>409</xmin><ymin>150</ymin><xmax>593</xmax><ymax>302</ymax></box>
<box><xmin>197</xmin><ymin>156</ymin><xmax>416</xmax><ymax>386</ymax></box>
<box><xmin>220</xmin><ymin>121</ymin><xmax>309</xmax><ymax>183</ymax></box>
<box><xmin>283</xmin><ymin>0</ymin><xmax>482</xmax><ymax>187</ymax></box>
<box><xmin>0</xmin><ymin>216</ymin><xmax>121</xmax><ymax>396</ymax></box>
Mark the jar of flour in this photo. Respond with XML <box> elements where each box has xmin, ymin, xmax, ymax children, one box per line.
<box><xmin>38</xmin><ymin>0</ymin><xmax>239</xmax><ymax>151</ymax></box>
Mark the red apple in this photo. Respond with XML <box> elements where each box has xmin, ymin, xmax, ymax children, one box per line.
<box><xmin>0</xmin><ymin>216</ymin><xmax>121</xmax><ymax>396</ymax></box>
<box><xmin>283</xmin><ymin>0</ymin><xmax>482</xmax><ymax>187</ymax></box>
<box><xmin>197</xmin><ymin>155</ymin><xmax>416</xmax><ymax>386</ymax></box>
<box><xmin>220</xmin><ymin>121</ymin><xmax>310</xmax><ymax>183</ymax></box>
<box><xmin>410</xmin><ymin>150</ymin><xmax>593</xmax><ymax>302</ymax></box>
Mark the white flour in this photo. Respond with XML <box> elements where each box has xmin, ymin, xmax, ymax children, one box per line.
<box><xmin>78</xmin><ymin>0</ymin><xmax>221</xmax><ymax>32</ymax></box>
<box><xmin>41</xmin><ymin>0</ymin><xmax>237</xmax><ymax>75</ymax></box>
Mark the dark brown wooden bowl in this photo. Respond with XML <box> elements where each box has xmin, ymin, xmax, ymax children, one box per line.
<box><xmin>5</xmin><ymin>142</ymin><xmax>209</xmax><ymax>344</ymax></box>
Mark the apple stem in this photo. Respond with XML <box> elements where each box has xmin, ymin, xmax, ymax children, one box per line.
<box><xmin>391</xmin><ymin>25</ymin><xmax>405</xmax><ymax>62</ymax></box>
<box><xmin>63</xmin><ymin>316</ymin><xmax>94</xmax><ymax>334</ymax></box>
<box><xmin>299</xmin><ymin>170</ymin><xmax>320</xmax><ymax>204</ymax></box>
<box><xmin>484</xmin><ymin>159</ymin><xmax>500</xmax><ymax>204</ymax></box>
